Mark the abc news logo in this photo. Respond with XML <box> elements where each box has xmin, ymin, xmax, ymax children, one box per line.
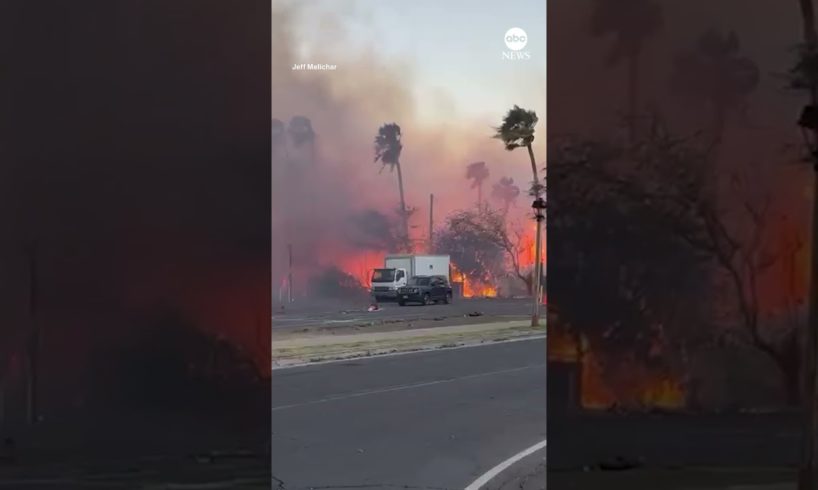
<box><xmin>502</xmin><ymin>27</ymin><xmax>531</xmax><ymax>60</ymax></box>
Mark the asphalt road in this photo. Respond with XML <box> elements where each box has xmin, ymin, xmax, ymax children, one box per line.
<box><xmin>270</xmin><ymin>338</ymin><xmax>547</xmax><ymax>490</ymax></box>
<box><xmin>548</xmin><ymin>408</ymin><xmax>801</xmax><ymax>469</ymax></box>
<box><xmin>273</xmin><ymin>297</ymin><xmax>533</xmax><ymax>330</ymax></box>
<box><xmin>548</xmin><ymin>363</ymin><xmax>801</xmax><ymax>488</ymax></box>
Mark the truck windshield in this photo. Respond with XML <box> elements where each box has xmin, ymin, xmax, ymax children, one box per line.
<box><xmin>408</xmin><ymin>277</ymin><xmax>431</xmax><ymax>286</ymax></box>
<box><xmin>371</xmin><ymin>269</ymin><xmax>395</xmax><ymax>282</ymax></box>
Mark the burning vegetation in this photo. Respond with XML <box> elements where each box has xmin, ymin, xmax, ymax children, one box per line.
<box><xmin>435</xmin><ymin>208</ymin><xmax>541</xmax><ymax>299</ymax></box>
<box><xmin>272</xmin><ymin>3</ymin><xmax>544</xmax><ymax>303</ymax></box>
<box><xmin>539</xmin><ymin>0</ymin><xmax>818</xmax><ymax>415</ymax></box>
<box><xmin>548</xmin><ymin>118</ymin><xmax>808</xmax><ymax>412</ymax></box>
<box><xmin>548</xmin><ymin>321</ymin><xmax>686</xmax><ymax>411</ymax></box>
<box><xmin>285</xmin><ymin>205</ymin><xmax>539</xmax><ymax>302</ymax></box>
<box><xmin>273</xmin><ymin>109</ymin><xmax>545</xmax><ymax>301</ymax></box>
<box><xmin>451</xmin><ymin>265</ymin><xmax>498</xmax><ymax>298</ymax></box>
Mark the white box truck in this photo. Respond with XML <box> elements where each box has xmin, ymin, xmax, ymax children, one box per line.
<box><xmin>370</xmin><ymin>254</ymin><xmax>450</xmax><ymax>300</ymax></box>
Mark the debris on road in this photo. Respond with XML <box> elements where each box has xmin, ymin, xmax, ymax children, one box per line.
<box><xmin>368</xmin><ymin>304</ymin><xmax>380</xmax><ymax>312</ymax></box>
<box><xmin>438</xmin><ymin>343</ymin><xmax>459</xmax><ymax>349</ymax></box>
<box><xmin>467</xmin><ymin>311</ymin><xmax>483</xmax><ymax>317</ymax></box>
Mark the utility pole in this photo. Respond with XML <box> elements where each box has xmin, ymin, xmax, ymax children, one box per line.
<box><xmin>26</xmin><ymin>242</ymin><xmax>39</xmax><ymax>425</ymax></box>
<box><xmin>800</xmin><ymin>107</ymin><xmax>818</xmax><ymax>490</ymax></box>
<box><xmin>429</xmin><ymin>194</ymin><xmax>434</xmax><ymax>253</ymax></box>
<box><xmin>798</xmin><ymin>2</ymin><xmax>818</xmax><ymax>486</ymax></box>
<box><xmin>287</xmin><ymin>244</ymin><xmax>294</xmax><ymax>303</ymax></box>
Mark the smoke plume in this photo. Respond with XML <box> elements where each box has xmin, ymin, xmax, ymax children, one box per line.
<box><xmin>272</xmin><ymin>2</ymin><xmax>545</xmax><ymax>293</ymax></box>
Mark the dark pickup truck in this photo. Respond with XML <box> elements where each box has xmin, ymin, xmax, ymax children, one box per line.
<box><xmin>397</xmin><ymin>275</ymin><xmax>452</xmax><ymax>306</ymax></box>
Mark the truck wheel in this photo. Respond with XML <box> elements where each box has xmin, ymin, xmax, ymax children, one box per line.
<box><xmin>443</xmin><ymin>293</ymin><xmax>452</xmax><ymax>304</ymax></box>
<box><xmin>423</xmin><ymin>293</ymin><xmax>432</xmax><ymax>306</ymax></box>
<box><xmin>398</xmin><ymin>300</ymin><xmax>406</xmax><ymax>306</ymax></box>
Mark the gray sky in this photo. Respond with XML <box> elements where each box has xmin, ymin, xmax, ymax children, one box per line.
<box><xmin>285</xmin><ymin>0</ymin><xmax>546</xmax><ymax>123</ymax></box>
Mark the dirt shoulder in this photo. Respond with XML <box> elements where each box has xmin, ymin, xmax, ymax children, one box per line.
<box><xmin>271</xmin><ymin>320</ymin><xmax>545</xmax><ymax>368</ymax></box>
<box><xmin>273</xmin><ymin>312</ymin><xmax>531</xmax><ymax>339</ymax></box>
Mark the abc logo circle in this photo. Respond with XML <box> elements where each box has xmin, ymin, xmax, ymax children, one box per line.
<box><xmin>504</xmin><ymin>27</ymin><xmax>528</xmax><ymax>51</ymax></box>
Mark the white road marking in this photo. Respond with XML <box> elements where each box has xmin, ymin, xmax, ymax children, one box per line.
<box><xmin>270</xmin><ymin>364</ymin><xmax>543</xmax><ymax>412</ymax></box>
<box><xmin>271</xmin><ymin>334</ymin><xmax>546</xmax><ymax>371</ymax></box>
<box><xmin>464</xmin><ymin>439</ymin><xmax>548</xmax><ymax>490</ymax></box>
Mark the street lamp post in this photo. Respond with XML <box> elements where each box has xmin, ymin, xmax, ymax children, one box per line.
<box><xmin>798</xmin><ymin>103</ymin><xmax>818</xmax><ymax>489</ymax></box>
<box><xmin>531</xmin><ymin>197</ymin><xmax>546</xmax><ymax>327</ymax></box>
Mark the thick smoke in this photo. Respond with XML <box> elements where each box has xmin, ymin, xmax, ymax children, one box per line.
<box><xmin>272</xmin><ymin>2</ymin><xmax>546</xmax><ymax>292</ymax></box>
<box><xmin>548</xmin><ymin>0</ymin><xmax>811</xmax><ymax>408</ymax></box>
<box><xmin>549</xmin><ymin>0</ymin><xmax>805</xmax><ymax>202</ymax></box>
<box><xmin>549</xmin><ymin>0</ymin><xmax>811</xmax><ymax>302</ymax></box>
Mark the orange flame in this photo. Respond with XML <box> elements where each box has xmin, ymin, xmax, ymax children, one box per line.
<box><xmin>335</xmin><ymin>250</ymin><xmax>386</xmax><ymax>288</ymax></box>
<box><xmin>519</xmin><ymin>223</ymin><xmax>537</xmax><ymax>269</ymax></box>
<box><xmin>548</xmin><ymin>319</ymin><xmax>686</xmax><ymax>411</ymax></box>
<box><xmin>578</xmin><ymin>344</ymin><xmax>685</xmax><ymax>410</ymax></box>
<box><xmin>754</xmin><ymin>217</ymin><xmax>808</xmax><ymax>317</ymax></box>
<box><xmin>451</xmin><ymin>264</ymin><xmax>498</xmax><ymax>298</ymax></box>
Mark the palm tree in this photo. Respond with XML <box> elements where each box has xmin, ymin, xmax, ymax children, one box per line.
<box><xmin>466</xmin><ymin>161</ymin><xmax>490</xmax><ymax>210</ymax></box>
<box><xmin>492</xmin><ymin>177</ymin><xmax>521</xmax><ymax>217</ymax></box>
<box><xmin>374</xmin><ymin>123</ymin><xmax>410</xmax><ymax>248</ymax></box>
<box><xmin>670</xmin><ymin>30</ymin><xmax>759</xmax><ymax>149</ymax></box>
<box><xmin>494</xmin><ymin>105</ymin><xmax>543</xmax><ymax>326</ymax></box>
<box><xmin>794</xmin><ymin>1</ymin><xmax>818</xmax><ymax>102</ymax></box>
<box><xmin>288</xmin><ymin>116</ymin><xmax>315</xmax><ymax>166</ymax></box>
<box><xmin>590</xmin><ymin>0</ymin><xmax>662</xmax><ymax>144</ymax></box>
